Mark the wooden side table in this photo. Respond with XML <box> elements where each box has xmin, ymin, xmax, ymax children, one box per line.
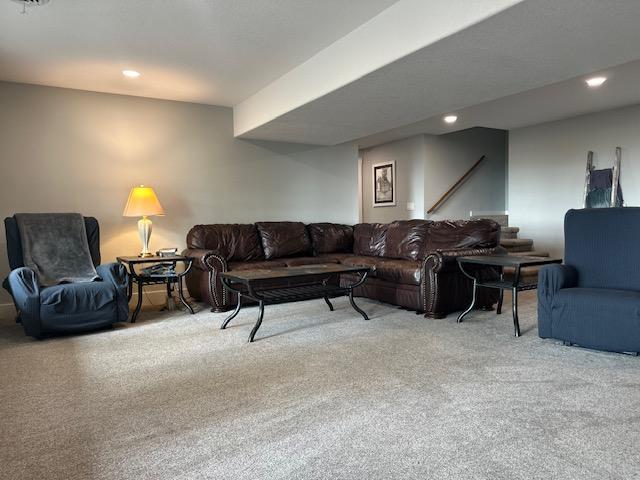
<box><xmin>117</xmin><ymin>255</ymin><xmax>194</xmax><ymax>323</ymax></box>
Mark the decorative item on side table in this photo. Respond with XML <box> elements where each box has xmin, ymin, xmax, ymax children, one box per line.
<box><xmin>122</xmin><ymin>185</ymin><xmax>165</xmax><ymax>257</ymax></box>
<box><xmin>117</xmin><ymin>255</ymin><xmax>194</xmax><ymax>323</ymax></box>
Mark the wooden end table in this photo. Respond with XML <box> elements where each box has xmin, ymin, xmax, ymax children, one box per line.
<box><xmin>117</xmin><ymin>255</ymin><xmax>194</xmax><ymax>323</ymax></box>
<box><xmin>219</xmin><ymin>264</ymin><xmax>371</xmax><ymax>343</ymax></box>
<box><xmin>456</xmin><ymin>255</ymin><xmax>562</xmax><ymax>337</ymax></box>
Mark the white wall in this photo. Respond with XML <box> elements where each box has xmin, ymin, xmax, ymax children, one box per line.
<box><xmin>0</xmin><ymin>82</ymin><xmax>358</xmax><ymax>310</ymax></box>
<box><xmin>509</xmin><ymin>103</ymin><xmax>640</xmax><ymax>257</ymax></box>
<box><xmin>361</xmin><ymin>128</ymin><xmax>507</xmax><ymax>223</ymax></box>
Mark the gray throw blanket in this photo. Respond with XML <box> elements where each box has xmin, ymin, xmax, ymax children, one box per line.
<box><xmin>15</xmin><ymin>213</ymin><xmax>99</xmax><ymax>287</ymax></box>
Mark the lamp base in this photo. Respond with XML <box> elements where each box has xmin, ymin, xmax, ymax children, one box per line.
<box><xmin>138</xmin><ymin>216</ymin><xmax>153</xmax><ymax>257</ymax></box>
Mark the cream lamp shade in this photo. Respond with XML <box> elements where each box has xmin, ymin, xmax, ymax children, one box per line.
<box><xmin>122</xmin><ymin>185</ymin><xmax>165</xmax><ymax>217</ymax></box>
<box><xmin>123</xmin><ymin>185</ymin><xmax>164</xmax><ymax>257</ymax></box>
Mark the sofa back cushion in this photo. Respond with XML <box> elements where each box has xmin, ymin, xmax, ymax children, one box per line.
<box><xmin>186</xmin><ymin>224</ymin><xmax>264</xmax><ymax>261</ymax></box>
<box><xmin>307</xmin><ymin>223</ymin><xmax>353</xmax><ymax>254</ymax></box>
<box><xmin>384</xmin><ymin>220</ymin><xmax>431</xmax><ymax>261</ymax></box>
<box><xmin>565</xmin><ymin>208</ymin><xmax>640</xmax><ymax>290</ymax></box>
<box><xmin>353</xmin><ymin>223</ymin><xmax>388</xmax><ymax>257</ymax></box>
<box><xmin>255</xmin><ymin>222</ymin><xmax>312</xmax><ymax>260</ymax></box>
<box><xmin>423</xmin><ymin>219</ymin><xmax>500</xmax><ymax>254</ymax></box>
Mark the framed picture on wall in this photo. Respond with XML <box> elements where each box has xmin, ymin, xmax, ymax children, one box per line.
<box><xmin>372</xmin><ymin>160</ymin><xmax>396</xmax><ymax>207</ymax></box>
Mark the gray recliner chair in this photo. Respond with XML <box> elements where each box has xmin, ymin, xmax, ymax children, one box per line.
<box><xmin>3</xmin><ymin>216</ymin><xmax>129</xmax><ymax>338</ymax></box>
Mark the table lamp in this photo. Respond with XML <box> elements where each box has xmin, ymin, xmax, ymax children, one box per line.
<box><xmin>123</xmin><ymin>185</ymin><xmax>165</xmax><ymax>257</ymax></box>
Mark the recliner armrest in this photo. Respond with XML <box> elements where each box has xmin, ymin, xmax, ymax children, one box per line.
<box><xmin>96</xmin><ymin>262</ymin><xmax>128</xmax><ymax>289</ymax></box>
<box><xmin>96</xmin><ymin>263</ymin><xmax>129</xmax><ymax>323</ymax></box>
<box><xmin>538</xmin><ymin>264</ymin><xmax>577</xmax><ymax>294</ymax></box>
<box><xmin>8</xmin><ymin>267</ymin><xmax>41</xmax><ymax>331</ymax></box>
<box><xmin>537</xmin><ymin>263</ymin><xmax>577</xmax><ymax>339</ymax></box>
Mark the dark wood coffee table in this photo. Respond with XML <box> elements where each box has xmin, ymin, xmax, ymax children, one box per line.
<box><xmin>456</xmin><ymin>255</ymin><xmax>562</xmax><ymax>337</ymax></box>
<box><xmin>219</xmin><ymin>264</ymin><xmax>371</xmax><ymax>342</ymax></box>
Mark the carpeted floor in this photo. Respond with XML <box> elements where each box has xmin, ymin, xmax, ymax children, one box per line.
<box><xmin>1</xmin><ymin>292</ymin><xmax>639</xmax><ymax>480</ymax></box>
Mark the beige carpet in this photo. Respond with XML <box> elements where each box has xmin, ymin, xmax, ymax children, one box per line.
<box><xmin>1</xmin><ymin>292</ymin><xmax>639</xmax><ymax>480</ymax></box>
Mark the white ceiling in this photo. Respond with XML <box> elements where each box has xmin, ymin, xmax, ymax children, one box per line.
<box><xmin>2</xmin><ymin>0</ymin><xmax>640</xmax><ymax>146</ymax></box>
<box><xmin>237</xmin><ymin>0</ymin><xmax>640</xmax><ymax>145</ymax></box>
<box><xmin>0</xmin><ymin>0</ymin><xmax>398</xmax><ymax>106</ymax></box>
<box><xmin>358</xmin><ymin>59</ymin><xmax>640</xmax><ymax>148</ymax></box>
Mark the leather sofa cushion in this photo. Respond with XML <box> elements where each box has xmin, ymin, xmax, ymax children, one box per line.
<box><xmin>186</xmin><ymin>224</ymin><xmax>264</xmax><ymax>261</ymax></box>
<box><xmin>424</xmin><ymin>219</ymin><xmax>499</xmax><ymax>253</ymax></box>
<box><xmin>283</xmin><ymin>256</ymin><xmax>340</xmax><ymax>267</ymax></box>
<box><xmin>341</xmin><ymin>255</ymin><xmax>380</xmax><ymax>276</ymax></box>
<box><xmin>376</xmin><ymin>259</ymin><xmax>422</xmax><ymax>285</ymax></box>
<box><xmin>307</xmin><ymin>223</ymin><xmax>354</xmax><ymax>254</ymax></box>
<box><xmin>316</xmin><ymin>253</ymin><xmax>354</xmax><ymax>263</ymax></box>
<box><xmin>228</xmin><ymin>260</ymin><xmax>288</xmax><ymax>271</ymax></box>
<box><xmin>353</xmin><ymin>223</ymin><xmax>388</xmax><ymax>257</ymax></box>
<box><xmin>385</xmin><ymin>220</ymin><xmax>431</xmax><ymax>261</ymax></box>
<box><xmin>341</xmin><ymin>256</ymin><xmax>421</xmax><ymax>285</ymax></box>
<box><xmin>255</xmin><ymin>222</ymin><xmax>312</xmax><ymax>260</ymax></box>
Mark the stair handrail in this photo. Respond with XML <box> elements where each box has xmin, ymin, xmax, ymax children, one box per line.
<box><xmin>426</xmin><ymin>155</ymin><xmax>487</xmax><ymax>214</ymax></box>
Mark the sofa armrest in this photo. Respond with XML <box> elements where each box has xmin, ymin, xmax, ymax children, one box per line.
<box><xmin>8</xmin><ymin>267</ymin><xmax>41</xmax><ymax>335</ymax></box>
<box><xmin>420</xmin><ymin>247</ymin><xmax>503</xmax><ymax>317</ymax></box>
<box><xmin>183</xmin><ymin>248</ymin><xmax>228</xmax><ymax>272</ymax></box>
<box><xmin>182</xmin><ymin>248</ymin><xmax>229</xmax><ymax>310</ymax></box>
<box><xmin>423</xmin><ymin>246</ymin><xmax>505</xmax><ymax>274</ymax></box>
<box><xmin>96</xmin><ymin>263</ymin><xmax>129</xmax><ymax>322</ymax></box>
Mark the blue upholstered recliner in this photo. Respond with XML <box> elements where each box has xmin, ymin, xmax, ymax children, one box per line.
<box><xmin>3</xmin><ymin>216</ymin><xmax>129</xmax><ymax>338</ymax></box>
<box><xmin>538</xmin><ymin>208</ymin><xmax>640</xmax><ymax>354</ymax></box>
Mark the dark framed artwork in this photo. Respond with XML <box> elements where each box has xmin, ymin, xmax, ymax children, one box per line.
<box><xmin>372</xmin><ymin>160</ymin><xmax>396</xmax><ymax>207</ymax></box>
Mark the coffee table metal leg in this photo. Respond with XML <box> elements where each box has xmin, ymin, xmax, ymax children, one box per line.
<box><xmin>323</xmin><ymin>294</ymin><xmax>334</xmax><ymax>311</ymax></box>
<box><xmin>497</xmin><ymin>289</ymin><xmax>504</xmax><ymax>315</ymax></box>
<box><xmin>457</xmin><ymin>279</ymin><xmax>477</xmax><ymax>323</ymax></box>
<box><xmin>512</xmin><ymin>287</ymin><xmax>521</xmax><ymax>337</ymax></box>
<box><xmin>511</xmin><ymin>266</ymin><xmax>521</xmax><ymax>337</ymax></box>
<box><xmin>248</xmin><ymin>300</ymin><xmax>264</xmax><ymax>343</ymax></box>
<box><xmin>348</xmin><ymin>289</ymin><xmax>369</xmax><ymax>320</ymax></box>
<box><xmin>178</xmin><ymin>277</ymin><xmax>194</xmax><ymax>314</ymax></box>
<box><xmin>221</xmin><ymin>292</ymin><xmax>242</xmax><ymax>329</ymax></box>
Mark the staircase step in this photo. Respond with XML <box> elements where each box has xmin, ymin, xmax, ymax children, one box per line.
<box><xmin>500</xmin><ymin>238</ymin><xmax>534</xmax><ymax>251</ymax></box>
<box><xmin>501</xmin><ymin>226</ymin><xmax>520</xmax><ymax>234</ymax></box>
<box><xmin>501</xmin><ymin>230</ymin><xmax>518</xmax><ymax>239</ymax></box>
<box><xmin>507</xmin><ymin>250</ymin><xmax>549</xmax><ymax>258</ymax></box>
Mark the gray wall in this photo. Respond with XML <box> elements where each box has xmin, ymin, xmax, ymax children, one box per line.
<box><xmin>424</xmin><ymin>128</ymin><xmax>507</xmax><ymax>221</ymax></box>
<box><xmin>361</xmin><ymin>128</ymin><xmax>507</xmax><ymax>223</ymax></box>
<box><xmin>361</xmin><ymin>135</ymin><xmax>425</xmax><ymax>223</ymax></box>
<box><xmin>509</xmin><ymin>103</ymin><xmax>640</xmax><ymax>257</ymax></box>
<box><xmin>0</xmin><ymin>82</ymin><xmax>358</xmax><ymax>308</ymax></box>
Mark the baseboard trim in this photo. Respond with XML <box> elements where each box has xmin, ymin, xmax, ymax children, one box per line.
<box><xmin>0</xmin><ymin>288</ymin><xmax>168</xmax><ymax>321</ymax></box>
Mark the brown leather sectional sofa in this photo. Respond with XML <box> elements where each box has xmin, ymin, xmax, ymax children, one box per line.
<box><xmin>184</xmin><ymin>219</ymin><xmax>501</xmax><ymax>318</ymax></box>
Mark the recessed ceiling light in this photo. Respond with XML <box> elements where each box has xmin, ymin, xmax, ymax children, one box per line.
<box><xmin>585</xmin><ymin>76</ymin><xmax>607</xmax><ymax>88</ymax></box>
<box><xmin>122</xmin><ymin>70</ymin><xmax>141</xmax><ymax>78</ymax></box>
<box><xmin>444</xmin><ymin>115</ymin><xmax>458</xmax><ymax>124</ymax></box>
